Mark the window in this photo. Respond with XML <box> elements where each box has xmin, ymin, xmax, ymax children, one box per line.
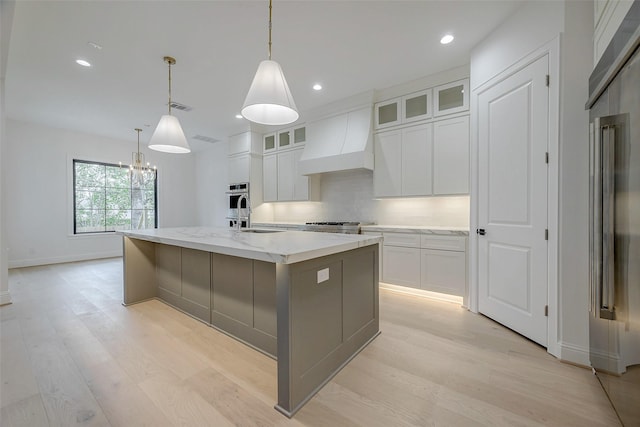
<box><xmin>73</xmin><ymin>159</ymin><xmax>157</xmax><ymax>234</ymax></box>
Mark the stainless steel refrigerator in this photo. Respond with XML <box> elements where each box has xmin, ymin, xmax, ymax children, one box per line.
<box><xmin>587</xmin><ymin>2</ymin><xmax>640</xmax><ymax>426</ymax></box>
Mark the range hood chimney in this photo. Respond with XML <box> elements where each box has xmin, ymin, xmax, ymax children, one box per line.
<box><xmin>298</xmin><ymin>106</ymin><xmax>374</xmax><ymax>175</ymax></box>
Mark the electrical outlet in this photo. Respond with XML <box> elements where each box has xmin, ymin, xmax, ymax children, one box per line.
<box><xmin>317</xmin><ymin>268</ymin><xmax>329</xmax><ymax>284</ymax></box>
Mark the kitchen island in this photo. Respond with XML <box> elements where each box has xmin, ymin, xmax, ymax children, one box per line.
<box><xmin>120</xmin><ymin>227</ymin><xmax>381</xmax><ymax>417</ymax></box>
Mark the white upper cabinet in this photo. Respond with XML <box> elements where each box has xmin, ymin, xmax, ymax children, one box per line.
<box><xmin>263</xmin><ymin>154</ymin><xmax>278</xmax><ymax>202</ymax></box>
<box><xmin>374</xmin><ymin>89</ymin><xmax>433</xmax><ymax>130</ymax></box>
<box><xmin>264</xmin><ymin>125</ymin><xmax>306</xmax><ymax>153</ymax></box>
<box><xmin>263</xmin><ymin>133</ymin><xmax>277</xmax><ymax>153</ymax></box>
<box><xmin>432</xmin><ymin>116</ymin><xmax>469</xmax><ymax>195</ymax></box>
<box><xmin>433</xmin><ymin>79</ymin><xmax>469</xmax><ymax>117</ymax></box>
<box><xmin>374</xmin><ymin>97</ymin><xmax>401</xmax><ymax>129</ymax></box>
<box><xmin>403</xmin><ymin>89</ymin><xmax>433</xmax><ymax>124</ymax></box>
<box><xmin>374</xmin><ymin>123</ymin><xmax>434</xmax><ymax>198</ymax></box>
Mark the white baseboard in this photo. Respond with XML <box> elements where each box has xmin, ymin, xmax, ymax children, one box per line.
<box><xmin>558</xmin><ymin>341</ymin><xmax>591</xmax><ymax>367</ymax></box>
<box><xmin>0</xmin><ymin>290</ymin><xmax>12</xmax><ymax>306</ymax></box>
<box><xmin>8</xmin><ymin>250</ymin><xmax>122</xmax><ymax>269</ymax></box>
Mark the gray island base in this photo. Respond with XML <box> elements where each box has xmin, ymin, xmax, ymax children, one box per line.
<box><xmin>120</xmin><ymin>227</ymin><xmax>381</xmax><ymax>417</ymax></box>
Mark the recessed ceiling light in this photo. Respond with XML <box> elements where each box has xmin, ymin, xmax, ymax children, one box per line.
<box><xmin>235</xmin><ymin>114</ymin><xmax>243</xmax><ymax>119</ymax></box>
<box><xmin>75</xmin><ymin>59</ymin><xmax>91</xmax><ymax>67</ymax></box>
<box><xmin>313</xmin><ymin>83</ymin><xmax>322</xmax><ymax>91</ymax></box>
<box><xmin>440</xmin><ymin>34</ymin><xmax>454</xmax><ymax>45</ymax></box>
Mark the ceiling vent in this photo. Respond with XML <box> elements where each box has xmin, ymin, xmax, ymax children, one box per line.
<box><xmin>169</xmin><ymin>101</ymin><xmax>192</xmax><ymax>112</ymax></box>
<box><xmin>192</xmin><ymin>134</ymin><xmax>219</xmax><ymax>144</ymax></box>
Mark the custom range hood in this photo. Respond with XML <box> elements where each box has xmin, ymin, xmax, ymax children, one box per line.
<box><xmin>298</xmin><ymin>105</ymin><xmax>374</xmax><ymax>175</ymax></box>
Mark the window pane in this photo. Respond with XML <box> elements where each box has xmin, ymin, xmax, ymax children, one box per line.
<box><xmin>106</xmin><ymin>187</ymin><xmax>131</xmax><ymax>210</ymax></box>
<box><xmin>145</xmin><ymin>210</ymin><xmax>156</xmax><ymax>228</ymax></box>
<box><xmin>76</xmin><ymin>209</ymin><xmax>105</xmax><ymax>233</ymax></box>
<box><xmin>106</xmin><ymin>166</ymin><xmax>130</xmax><ymax>189</ymax></box>
<box><xmin>75</xmin><ymin>190</ymin><xmax>106</xmax><ymax>210</ymax></box>
<box><xmin>144</xmin><ymin>190</ymin><xmax>155</xmax><ymax>209</ymax></box>
<box><xmin>75</xmin><ymin>163</ymin><xmax>105</xmax><ymax>189</ymax></box>
<box><xmin>106</xmin><ymin>209</ymin><xmax>130</xmax><ymax>231</ymax></box>
<box><xmin>142</xmin><ymin>175</ymin><xmax>156</xmax><ymax>190</ymax></box>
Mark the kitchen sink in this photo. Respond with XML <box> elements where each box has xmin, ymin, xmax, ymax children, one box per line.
<box><xmin>238</xmin><ymin>228</ymin><xmax>284</xmax><ymax>233</ymax></box>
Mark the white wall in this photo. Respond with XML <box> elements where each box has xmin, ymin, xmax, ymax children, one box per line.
<box><xmin>0</xmin><ymin>0</ymin><xmax>15</xmax><ymax>305</ymax></box>
<box><xmin>470</xmin><ymin>0</ymin><xmax>593</xmax><ymax>365</ymax></box>
<box><xmin>5</xmin><ymin>119</ymin><xmax>198</xmax><ymax>268</ymax></box>
<box><xmin>194</xmin><ymin>141</ymin><xmax>229</xmax><ymax>227</ymax></box>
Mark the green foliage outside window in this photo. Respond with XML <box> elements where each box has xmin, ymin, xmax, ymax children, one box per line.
<box><xmin>73</xmin><ymin>160</ymin><xmax>157</xmax><ymax>233</ymax></box>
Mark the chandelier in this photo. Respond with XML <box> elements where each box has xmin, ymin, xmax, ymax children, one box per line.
<box><xmin>121</xmin><ymin>128</ymin><xmax>157</xmax><ymax>184</ymax></box>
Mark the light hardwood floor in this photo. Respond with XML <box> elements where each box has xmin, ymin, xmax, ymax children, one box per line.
<box><xmin>0</xmin><ymin>258</ymin><xmax>621</xmax><ymax>426</ymax></box>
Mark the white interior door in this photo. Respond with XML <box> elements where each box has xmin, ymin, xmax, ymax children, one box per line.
<box><xmin>477</xmin><ymin>55</ymin><xmax>549</xmax><ymax>346</ymax></box>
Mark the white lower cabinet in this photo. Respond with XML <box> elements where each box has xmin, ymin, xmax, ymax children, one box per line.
<box><xmin>383</xmin><ymin>245</ymin><xmax>421</xmax><ymax>288</ymax></box>
<box><xmin>381</xmin><ymin>232</ymin><xmax>467</xmax><ymax>298</ymax></box>
<box><xmin>420</xmin><ymin>249</ymin><xmax>466</xmax><ymax>296</ymax></box>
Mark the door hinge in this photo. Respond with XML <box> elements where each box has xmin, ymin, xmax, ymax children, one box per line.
<box><xmin>546</xmin><ymin>74</ymin><xmax>550</xmax><ymax>87</ymax></box>
<box><xmin>545</xmin><ymin>229</ymin><xmax>549</xmax><ymax>240</ymax></box>
<box><xmin>545</xmin><ymin>152</ymin><xmax>549</xmax><ymax>164</ymax></box>
<box><xmin>545</xmin><ymin>305</ymin><xmax>549</xmax><ymax>316</ymax></box>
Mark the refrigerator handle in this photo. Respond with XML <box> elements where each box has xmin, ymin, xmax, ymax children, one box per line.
<box><xmin>600</xmin><ymin>124</ymin><xmax>616</xmax><ymax>320</ymax></box>
<box><xmin>589</xmin><ymin>121</ymin><xmax>599</xmax><ymax>316</ymax></box>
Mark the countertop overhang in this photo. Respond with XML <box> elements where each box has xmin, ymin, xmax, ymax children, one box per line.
<box><xmin>120</xmin><ymin>227</ymin><xmax>382</xmax><ymax>264</ymax></box>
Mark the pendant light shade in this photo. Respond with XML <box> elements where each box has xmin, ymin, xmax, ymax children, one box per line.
<box><xmin>241</xmin><ymin>60</ymin><xmax>299</xmax><ymax>126</ymax></box>
<box><xmin>241</xmin><ymin>0</ymin><xmax>298</xmax><ymax>126</ymax></box>
<box><xmin>148</xmin><ymin>56</ymin><xmax>191</xmax><ymax>154</ymax></box>
<box><xmin>148</xmin><ymin>115</ymin><xmax>190</xmax><ymax>153</ymax></box>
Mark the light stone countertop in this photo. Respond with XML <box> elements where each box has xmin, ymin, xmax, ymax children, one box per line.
<box><xmin>360</xmin><ymin>225</ymin><xmax>470</xmax><ymax>236</ymax></box>
<box><xmin>120</xmin><ymin>226</ymin><xmax>382</xmax><ymax>264</ymax></box>
<box><xmin>252</xmin><ymin>222</ymin><xmax>470</xmax><ymax>236</ymax></box>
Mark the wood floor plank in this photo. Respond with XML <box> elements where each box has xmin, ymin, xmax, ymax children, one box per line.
<box><xmin>0</xmin><ymin>318</ymin><xmax>41</xmax><ymax>408</ymax></box>
<box><xmin>0</xmin><ymin>394</ymin><xmax>49</xmax><ymax>427</ymax></box>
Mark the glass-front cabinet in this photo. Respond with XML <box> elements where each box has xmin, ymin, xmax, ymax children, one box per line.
<box><xmin>375</xmin><ymin>98</ymin><xmax>401</xmax><ymax>129</ymax></box>
<box><xmin>434</xmin><ymin>79</ymin><xmax>469</xmax><ymax>117</ymax></box>
<box><xmin>263</xmin><ymin>133</ymin><xmax>276</xmax><ymax>152</ymax></box>
<box><xmin>277</xmin><ymin>129</ymin><xmax>291</xmax><ymax>149</ymax></box>
<box><xmin>403</xmin><ymin>89</ymin><xmax>433</xmax><ymax>124</ymax></box>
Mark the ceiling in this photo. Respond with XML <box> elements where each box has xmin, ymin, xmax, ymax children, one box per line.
<box><xmin>5</xmin><ymin>0</ymin><xmax>524</xmax><ymax>151</ymax></box>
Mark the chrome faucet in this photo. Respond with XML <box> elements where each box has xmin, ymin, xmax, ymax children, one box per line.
<box><xmin>235</xmin><ymin>194</ymin><xmax>250</xmax><ymax>230</ymax></box>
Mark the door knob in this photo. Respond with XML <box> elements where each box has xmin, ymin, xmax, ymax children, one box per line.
<box><xmin>476</xmin><ymin>228</ymin><xmax>486</xmax><ymax>236</ymax></box>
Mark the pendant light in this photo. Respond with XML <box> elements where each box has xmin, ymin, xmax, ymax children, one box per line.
<box><xmin>148</xmin><ymin>56</ymin><xmax>191</xmax><ymax>153</ymax></box>
<box><xmin>241</xmin><ymin>0</ymin><xmax>298</xmax><ymax>126</ymax></box>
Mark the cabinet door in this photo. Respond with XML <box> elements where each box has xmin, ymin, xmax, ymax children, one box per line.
<box><xmin>374</xmin><ymin>130</ymin><xmax>402</xmax><ymax>197</ymax></box>
<box><xmin>228</xmin><ymin>132</ymin><xmax>250</xmax><ymax>156</ymax></box>
<box><xmin>278</xmin><ymin>129</ymin><xmax>291</xmax><ymax>149</ymax></box>
<box><xmin>375</xmin><ymin>97</ymin><xmax>401</xmax><ymax>129</ymax></box>
<box><xmin>228</xmin><ymin>154</ymin><xmax>250</xmax><ymax>184</ymax></box>
<box><xmin>263</xmin><ymin>133</ymin><xmax>276</xmax><ymax>153</ymax></box>
<box><xmin>277</xmin><ymin>150</ymin><xmax>295</xmax><ymax>201</ymax></box>
<box><xmin>382</xmin><ymin>245</ymin><xmax>420</xmax><ymax>288</ymax></box>
<box><xmin>433</xmin><ymin>116</ymin><xmax>469</xmax><ymax>195</ymax></box>
<box><xmin>434</xmin><ymin>79</ymin><xmax>469</xmax><ymax>117</ymax></box>
<box><xmin>263</xmin><ymin>154</ymin><xmax>278</xmax><ymax>202</ymax></box>
<box><xmin>403</xmin><ymin>89</ymin><xmax>433</xmax><ymax>123</ymax></box>
<box><xmin>401</xmin><ymin>124</ymin><xmax>433</xmax><ymax>196</ymax></box>
<box><xmin>421</xmin><ymin>249</ymin><xmax>466</xmax><ymax>296</ymax></box>
<box><xmin>293</xmin><ymin>125</ymin><xmax>306</xmax><ymax>146</ymax></box>
<box><xmin>292</xmin><ymin>149</ymin><xmax>309</xmax><ymax>201</ymax></box>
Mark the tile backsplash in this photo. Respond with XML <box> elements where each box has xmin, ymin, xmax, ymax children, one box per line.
<box><xmin>253</xmin><ymin>169</ymin><xmax>470</xmax><ymax>228</ymax></box>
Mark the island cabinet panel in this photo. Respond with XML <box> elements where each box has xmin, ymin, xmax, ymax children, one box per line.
<box><xmin>180</xmin><ymin>248</ymin><xmax>211</xmax><ymax>322</ymax></box>
<box><xmin>277</xmin><ymin>245</ymin><xmax>380</xmax><ymax>417</ymax></box>
<box><xmin>156</xmin><ymin>244</ymin><xmax>181</xmax><ymax>296</ymax></box>
<box><xmin>291</xmin><ymin>260</ymin><xmax>343</xmax><ymax>375</ymax></box>
<box><xmin>253</xmin><ymin>260</ymin><xmax>277</xmax><ymax>337</ymax></box>
<box><xmin>155</xmin><ymin>245</ymin><xmax>211</xmax><ymax>323</ymax></box>
<box><xmin>123</xmin><ymin>237</ymin><xmax>156</xmax><ymax>305</ymax></box>
<box><xmin>211</xmin><ymin>253</ymin><xmax>277</xmax><ymax>357</ymax></box>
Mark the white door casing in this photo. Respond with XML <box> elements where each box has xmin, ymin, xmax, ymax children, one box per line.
<box><xmin>477</xmin><ymin>55</ymin><xmax>549</xmax><ymax>347</ymax></box>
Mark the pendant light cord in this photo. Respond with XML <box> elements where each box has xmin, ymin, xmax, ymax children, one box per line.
<box><xmin>167</xmin><ymin>61</ymin><xmax>172</xmax><ymax>115</ymax></box>
<box><xmin>268</xmin><ymin>0</ymin><xmax>272</xmax><ymax>60</ymax></box>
